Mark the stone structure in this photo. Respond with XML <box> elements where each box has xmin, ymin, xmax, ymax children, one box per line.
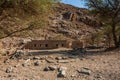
<box><xmin>23</xmin><ymin>40</ymin><xmax>83</xmax><ymax>50</ymax></box>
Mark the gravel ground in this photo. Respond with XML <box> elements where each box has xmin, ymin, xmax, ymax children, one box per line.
<box><xmin>0</xmin><ymin>49</ymin><xmax>120</xmax><ymax>80</ymax></box>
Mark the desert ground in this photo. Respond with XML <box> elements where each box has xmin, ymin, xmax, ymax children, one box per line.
<box><xmin>0</xmin><ymin>48</ymin><xmax>120</xmax><ymax>80</ymax></box>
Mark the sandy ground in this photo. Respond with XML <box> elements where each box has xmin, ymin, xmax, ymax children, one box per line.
<box><xmin>0</xmin><ymin>48</ymin><xmax>120</xmax><ymax>80</ymax></box>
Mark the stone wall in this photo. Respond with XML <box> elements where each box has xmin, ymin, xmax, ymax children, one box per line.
<box><xmin>23</xmin><ymin>40</ymin><xmax>67</xmax><ymax>50</ymax></box>
<box><xmin>23</xmin><ymin>40</ymin><xmax>83</xmax><ymax>50</ymax></box>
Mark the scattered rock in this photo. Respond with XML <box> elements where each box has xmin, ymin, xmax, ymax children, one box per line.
<box><xmin>57</xmin><ymin>66</ymin><xmax>67</xmax><ymax>77</ymax></box>
<box><xmin>44</xmin><ymin>66</ymin><xmax>57</xmax><ymax>71</ymax></box>
<box><xmin>47</xmin><ymin>56</ymin><xmax>54</xmax><ymax>59</ymax></box>
<box><xmin>6</xmin><ymin>67</ymin><xmax>13</xmax><ymax>73</ymax></box>
<box><xmin>43</xmin><ymin>67</ymin><xmax>50</xmax><ymax>71</ymax></box>
<box><xmin>22</xmin><ymin>59</ymin><xmax>31</xmax><ymax>67</ymax></box>
<box><xmin>4</xmin><ymin>59</ymin><xmax>10</xmax><ymax>63</ymax></box>
<box><xmin>46</xmin><ymin>59</ymin><xmax>56</xmax><ymax>63</ymax></box>
<box><xmin>58</xmin><ymin>66</ymin><xmax>67</xmax><ymax>72</ymax></box>
<box><xmin>57</xmin><ymin>70</ymin><xmax>66</xmax><ymax>78</ymax></box>
<box><xmin>33</xmin><ymin>56</ymin><xmax>40</xmax><ymax>60</ymax></box>
<box><xmin>7</xmin><ymin>74</ymin><xmax>16</xmax><ymax>78</ymax></box>
<box><xmin>55</xmin><ymin>57</ymin><xmax>63</xmax><ymax>60</ymax></box>
<box><xmin>70</xmin><ymin>59</ymin><xmax>76</xmax><ymax>62</ymax></box>
<box><xmin>56</xmin><ymin>56</ymin><xmax>68</xmax><ymax>60</ymax></box>
<box><xmin>34</xmin><ymin>61</ymin><xmax>40</xmax><ymax>66</ymax></box>
<box><xmin>94</xmin><ymin>73</ymin><xmax>103</xmax><ymax>79</ymax></box>
<box><xmin>1</xmin><ymin>50</ymin><xmax>9</xmax><ymax>56</ymax></box>
<box><xmin>10</xmin><ymin>51</ymin><xmax>24</xmax><ymax>59</ymax></box>
<box><xmin>22</xmin><ymin>39</ymin><xmax>32</xmax><ymax>44</ymax></box>
<box><xmin>48</xmin><ymin>66</ymin><xmax>57</xmax><ymax>71</ymax></box>
<box><xmin>71</xmin><ymin>74</ymin><xmax>76</xmax><ymax>77</ymax></box>
<box><xmin>40</xmin><ymin>57</ymin><xmax>45</xmax><ymax>60</ymax></box>
<box><xmin>57</xmin><ymin>60</ymin><xmax>69</xmax><ymax>63</ymax></box>
<box><xmin>14</xmin><ymin>64</ymin><xmax>21</xmax><ymax>68</ymax></box>
<box><xmin>78</xmin><ymin>67</ymin><xmax>91</xmax><ymax>75</ymax></box>
<box><xmin>62</xmin><ymin>57</ymin><xmax>68</xmax><ymax>60</ymax></box>
<box><xmin>41</xmin><ymin>60</ymin><xmax>46</xmax><ymax>63</ymax></box>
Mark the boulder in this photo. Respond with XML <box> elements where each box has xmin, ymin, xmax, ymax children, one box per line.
<box><xmin>10</xmin><ymin>51</ymin><xmax>24</xmax><ymax>59</ymax></box>
<box><xmin>44</xmin><ymin>66</ymin><xmax>57</xmax><ymax>71</ymax></box>
<box><xmin>46</xmin><ymin>59</ymin><xmax>56</xmax><ymax>63</ymax></box>
<box><xmin>58</xmin><ymin>66</ymin><xmax>67</xmax><ymax>72</ymax></box>
<box><xmin>48</xmin><ymin>66</ymin><xmax>57</xmax><ymax>71</ymax></box>
<box><xmin>33</xmin><ymin>56</ymin><xmax>40</xmax><ymax>60</ymax></box>
<box><xmin>57</xmin><ymin>66</ymin><xmax>67</xmax><ymax>78</ymax></box>
<box><xmin>78</xmin><ymin>67</ymin><xmax>91</xmax><ymax>75</ymax></box>
<box><xmin>43</xmin><ymin>67</ymin><xmax>50</xmax><ymax>71</ymax></box>
<box><xmin>34</xmin><ymin>61</ymin><xmax>40</xmax><ymax>66</ymax></box>
<box><xmin>57</xmin><ymin>60</ymin><xmax>69</xmax><ymax>63</ymax></box>
<box><xmin>55</xmin><ymin>57</ymin><xmax>63</xmax><ymax>60</ymax></box>
<box><xmin>6</xmin><ymin>67</ymin><xmax>13</xmax><ymax>73</ymax></box>
<box><xmin>57</xmin><ymin>70</ymin><xmax>66</xmax><ymax>78</ymax></box>
<box><xmin>22</xmin><ymin>59</ymin><xmax>31</xmax><ymax>67</ymax></box>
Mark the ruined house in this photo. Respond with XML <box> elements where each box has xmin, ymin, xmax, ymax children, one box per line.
<box><xmin>23</xmin><ymin>40</ymin><xmax>83</xmax><ymax>50</ymax></box>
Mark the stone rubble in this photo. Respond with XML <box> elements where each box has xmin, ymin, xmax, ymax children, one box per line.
<box><xmin>6</xmin><ymin>67</ymin><xmax>13</xmax><ymax>73</ymax></box>
<box><xmin>22</xmin><ymin>59</ymin><xmax>31</xmax><ymax>67</ymax></box>
<box><xmin>78</xmin><ymin>67</ymin><xmax>91</xmax><ymax>75</ymax></box>
<box><xmin>33</xmin><ymin>56</ymin><xmax>40</xmax><ymax>60</ymax></box>
<box><xmin>43</xmin><ymin>67</ymin><xmax>50</xmax><ymax>71</ymax></box>
<box><xmin>57</xmin><ymin>66</ymin><xmax>67</xmax><ymax>78</ymax></box>
<box><xmin>48</xmin><ymin>66</ymin><xmax>57</xmax><ymax>71</ymax></box>
<box><xmin>57</xmin><ymin>60</ymin><xmax>69</xmax><ymax>63</ymax></box>
<box><xmin>34</xmin><ymin>61</ymin><xmax>40</xmax><ymax>66</ymax></box>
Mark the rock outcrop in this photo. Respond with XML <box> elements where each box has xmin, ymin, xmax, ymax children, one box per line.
<box><xmin>48</xmin><ymin>3</ymin><xmax>102</xmax><ymax>40</ymax></box>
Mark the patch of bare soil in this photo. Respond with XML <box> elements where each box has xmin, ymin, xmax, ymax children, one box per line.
<box><xmin>0</xmin><ymin>48</ymin><xmax>120</xmax><ymax>80</ymax></box>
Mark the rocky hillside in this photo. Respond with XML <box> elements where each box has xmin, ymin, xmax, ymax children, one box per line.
<box><xmin>47</xmin><ymin>3</ymin><xmax>102</xmax><ymax>40</ymax></box>
<box><xmin>0</xmin><ymin>3</ymin><xmax>102</xmax><ymax>41</ymax></box>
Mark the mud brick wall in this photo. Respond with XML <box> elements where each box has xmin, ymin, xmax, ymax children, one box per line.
<box><xmin>23</xmin><ymin>40</ymin><xmax>83</xmax><ymax>50</ymax></box>
<box><xmin>23</xmin><ymin>40</ymin><xmax>68</xmax><ymax>50</ymax></box>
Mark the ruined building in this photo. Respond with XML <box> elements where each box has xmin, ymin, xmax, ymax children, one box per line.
<box><xmin>23</xmin><ymin>40</ymin><xmax>83</xmax><ymax>50</ymax></box>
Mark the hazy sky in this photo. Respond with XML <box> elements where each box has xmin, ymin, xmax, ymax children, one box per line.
<box><xmin>61</xmin><ymin>0</ymin><xmax>86</xmax><ymax>8</ymax></box>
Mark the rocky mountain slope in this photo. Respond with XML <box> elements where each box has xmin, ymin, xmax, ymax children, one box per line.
<box><xmin>0</xmin><ymin>3</ymin><xmax>104</xmax><ymax>53</ymax></box>
<box><xmin>47</xmin><ymin>3</ymin><xmax>102</xmax><ymax>40</ymax></box>
<box><xmin>0</xmin><ymin>3</ymin><xmax>120</xmax><ymax>80</ymax></box>
<box><xmin>0</xmin><ymin>3</ymin><xmax>102</xmax><ymax>40</ymax></box>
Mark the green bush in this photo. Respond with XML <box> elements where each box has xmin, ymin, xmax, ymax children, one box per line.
<box><xmin>0</xmin><ymin>0</ymin><xmax>56</xmax><ymax>15</ymax></box>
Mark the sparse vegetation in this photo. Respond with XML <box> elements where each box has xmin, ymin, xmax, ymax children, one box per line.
<box><xmin>0</xmin><ymin>0</ymin><xmax>58</xmax><ymax>39</ymax></box>
<box><xmin>90</xmin><ymin>31</ymin><xmax>103</xmax><ymax>46</ymax></box>
<box><xmin>85</xmin><ymin>0</ymin><xmax>120</xmax><ymax>48</ymax></box>
<box><xmin>0</xmin><ymin>2</ymin><xmax>120</xmax><ymax>80</ymax></box>
<box><xmin>0</xmin><ymin>0</ymin><xmax>55</xmax><ymax>15</ymax></box>
<box><xmin>53</xmin><ymin>34</ymin><xmax>65</xmax><ymax>40</ymax></box>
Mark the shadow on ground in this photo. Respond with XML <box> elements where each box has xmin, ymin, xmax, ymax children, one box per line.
<box><xmin>25</xmin><ymin>48</ymin><xmax>113</xmax><ymax>57</ymax></box>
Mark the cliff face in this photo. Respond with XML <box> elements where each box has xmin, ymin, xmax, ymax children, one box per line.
<box><xmin>47</xmin><ymin>3</ymin><xmax>102</xmax><ymax>40</ymax></box>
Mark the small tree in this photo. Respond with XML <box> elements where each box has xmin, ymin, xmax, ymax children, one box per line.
<box><xmin>90</xmin><ymin>31</ymin><xmax>103</xmax><ymax>46</ymax></box>
<box><xmin>85</xmin><ymin>0</ymin><xmax>120</xmax><ymax>48</ymax></box>
<box><xmin>101</xmin><ymin>25</ymin><xmax>113</xmax><ymax>48</ymax></box>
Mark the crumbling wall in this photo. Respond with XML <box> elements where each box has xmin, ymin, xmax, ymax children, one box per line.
<box><xmin>23</xmin><ymin>40</ymin><xmax>83</xmax><ymax>50</ymax></box>
<box><xmin>23</xmin><ymin>40</ymin><xmax>67</xmax><ymax>50</ymax></box>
